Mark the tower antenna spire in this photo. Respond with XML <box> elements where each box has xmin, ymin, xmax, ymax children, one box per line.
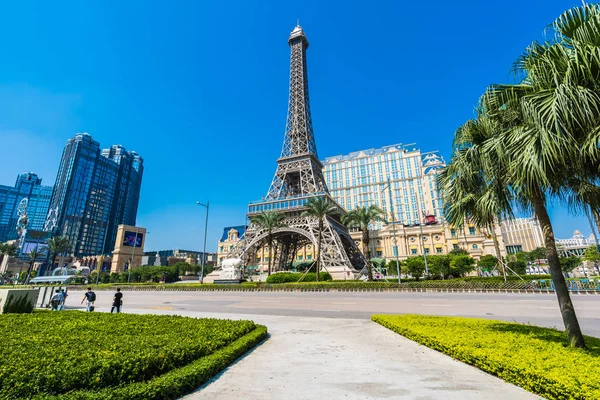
<box><xmin>297</xmin><ymin>18</ymin><xmax>300</xmax><ymax>26</ymax></box>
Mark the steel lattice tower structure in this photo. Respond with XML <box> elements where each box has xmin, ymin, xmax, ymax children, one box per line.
<box><xmin>223</xmin><ymin>25</ymin><xmax>366</xmax><ymax>277</ymax></box>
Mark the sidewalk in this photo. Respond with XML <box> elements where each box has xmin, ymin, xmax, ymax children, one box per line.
<box><xmin>125</xmin><ymin>309</ymin><xmax>541</xmax><ymax>400</ymax></box>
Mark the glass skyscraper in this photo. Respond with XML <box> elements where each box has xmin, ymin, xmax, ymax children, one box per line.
<box><xmin>0</xmin><ymin>173</ymin><xmax>53</xmax><ymax>242</ymax></box>
<box><xmin>45</xmin><ymin>133</ymin><xmax>144</xmax><ymax>257</ymax></box>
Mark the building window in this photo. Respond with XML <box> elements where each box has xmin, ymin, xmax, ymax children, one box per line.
<box><xmin>436</xmin><ymin>247</ymin><xmax>443</xmax><ymax>254</ymax></box>
<box><xmin>411</xmin><ymin>248</ymin><xmax>417</xmax><ymax>255</ymax></box>
<box><xmin>298</xmin><ymin>255</ymin><xmax>303</xmax><ymax>261</ymax></box>
<box><xmin>472</xmin><ymin>244</ymin><xmax>478</xmax><ymax>249</ymax></box>
<box><xmin>453</xmin><ymin>244</ymin><xmax>459</xmax><ymax>250</ymax></box>
<box><xmin>392</xmin><ymin>246</ymin><xmax>398</xmax><ymax>256</ymax></box>
<box><xmin>376</xmin><ymin>250</ymin><xmax>382</xmax><ymax>257</ymax></box>
<box><xmin>450</xmin><ymin>229</ymin><xmax>456</xmax><ymax>237</ymax></box>
<box><xmin>229</xmin><ymin>245</ymin><xmax>233</xmax><ymax>251</ymax></box>
<box><xmin>469</xmin><ymin>227</ymin><xmax>476</xmax><ymax>235</ymax></box>
<box><xmin>307</xmin><ymin>255</ymin><xmax>312</xmax><ymax>260</ymax></box>
<box><xmin>424</xmin><ymin>248</ymin><xmax>430</xmax><ymax>254</ymax></box>
<box><xmin>307</xmin><ymin>245</ymin><xmax>311</xmax><ymax>249</ymax></box>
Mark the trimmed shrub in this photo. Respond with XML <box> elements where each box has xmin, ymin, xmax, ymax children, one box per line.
<box><xmin>0</xmin><ymin>312</ymin><xmax>267</xmax><ymax>399</ymax></box>
<box><xmin>265</xmin><ymin>271</ymin><xmax>332</xmax><ymax>284</ymax></box>
<box><xmin>372</xmin><ymin>314</ymin><xmax>600</xmax><ymax>400</ymax></box>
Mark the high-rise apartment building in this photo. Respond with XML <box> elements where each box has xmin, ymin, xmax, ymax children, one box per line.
<box><xmin>499</xmin><ymin>217</ymin><xmax>544</xmax><ymax>254</ymax></box>
<box><xmin>45</xmin><ymin>133</ymin><xmax>144</xmax><ymax>257</ymax></box>
<box><xmin>0</xmin><ymin>173</ymin><xmax>53</xmax><ymax>241</ymax></box>
<box><xmin>322</xmin><ymin>143</ymin><xmax>446</xmax><ymax>225</ymax></box>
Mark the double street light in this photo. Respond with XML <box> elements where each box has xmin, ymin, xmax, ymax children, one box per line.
<box><xmin>196</xmin><ymin>201</ymin><xmax>209</xmax><ymax>283</ymax></box>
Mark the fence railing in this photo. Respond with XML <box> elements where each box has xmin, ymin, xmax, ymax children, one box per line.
<box><xmin>62</xmin><ymin>279</ymin><xmax>600</xmax><ymax>293</ymax></box>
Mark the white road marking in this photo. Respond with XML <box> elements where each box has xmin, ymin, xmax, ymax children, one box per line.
<box><xmin>311</xmin><ymin>309</ymin><xmax>341</xmax><ymax>312</ymax></box>
<box><xmin>420</xmin><ymin>304</ymin><xmax>453</xmax><ymax>307</ymax></box>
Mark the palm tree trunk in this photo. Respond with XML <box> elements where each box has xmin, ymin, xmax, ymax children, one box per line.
<box><xmin>267</xmin><ymin>237</ymin><xmax>273</xmax><ymax>277</ymax></box>
<box><xmin>363</xmin><ymin>229</ymin><xmax>373</xmax><ymax>281</ymax></box>
<box><xmin>592</xmin><ymin>209</ymin><xmax>600</xmax><ymax>238</ymax></box>
<box><xmin>272</xmin><ymin>241</ymin><xmax>278</xmax><ymax>273</ymax></box>
<box><xmin>25</xmin><ymin>261</ymin><xmax>33</xmax><ymax>285</ymax></box>
<box><xmin>489</xmin><ymin>224</ymin><xmax>506</xmax><ymax>281</ymax></box>
<box><xmin>316</xmin><ymin>220</ymin><xmax>323</xmax><ymax>282</ymax></box>
<box><xmin>531</xmin><ymin>191</ymin><xmax>585</xmax><ymax>348</ymax></box>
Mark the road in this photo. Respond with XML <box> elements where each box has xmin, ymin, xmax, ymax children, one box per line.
<box><xmin>69</xmin><ymin>290</ymin><xmax>600</xmax><ymax>337</ymax></box>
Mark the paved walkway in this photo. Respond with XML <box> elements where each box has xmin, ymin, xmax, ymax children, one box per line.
<box><xmin>64</xmin><ymin>293</ymin><xmax>546</xmax><ymax>399</ymax></box>
<box><xmin>127</xmin><ymin>309</ymin><xmax>540</xmax><ymax>400</ymax></box>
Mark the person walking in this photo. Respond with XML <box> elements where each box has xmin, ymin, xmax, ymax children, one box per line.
<box><xmin>81</xmin><ymin>287</ymin><xmax>96</xmax><ymax>312</ymax></box>
<box><xmin>50</xmin><ymin>289</ymin><xmax>63</xmax><ymax>311</ymax></box>
<box><xmin>110</xmin><ymin>288</ymin><xmax>123</xmax><ymax>313</ymax></box>
<box><xmin>59</xmin><ymin>289</ymin><xmax>68</xmax><ymax>311</ymax></box>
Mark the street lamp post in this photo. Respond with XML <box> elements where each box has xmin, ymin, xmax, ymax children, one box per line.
<box><xmin>196</xmin><ymin>201</ymin><xmax>209</xmax><ymax>283</ymax></box>
<box><xmin>382</xmin><ymin>177</ymin><xmax>401</xmax><ymax>283</ymax></box>
<box><xmin>414</xmin><ymin>178</ymin><xmax>429</xmax><ymax>276</ymax></box>
<box><xmin>96</xmin><ymin>219</ymin><xmax>111</xmax><ymax>286</ymax></box>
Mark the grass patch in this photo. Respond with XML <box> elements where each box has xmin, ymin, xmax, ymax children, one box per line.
<box><xmin>0</xmin><ymin>312</ymin><xmax>267</xmax><ymax>399</ymax></box>
<box><xmin>372</xmin><ymin>314</ymin><xmax>600</xmax><ymax>399</ymax></box>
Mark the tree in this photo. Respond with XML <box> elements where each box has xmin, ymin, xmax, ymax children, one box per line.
<box><xmin>402</xmin><ymin>257</ymin><xmax>425</xmax><ymax>281</ymax></box>
<box><xmin>301</xmin><ymin>197</ymin><xmax>338</xmax><ymax>282</ymax></box>
<box><xmin>342</xmin><ymin>205</ymin><xmax>385</xmax><ymax>281</ymax></box>
<box><xmin>477</xmin><ymin>4</ymin><xmax>600</xmax><ymax>347</ymax></box>
<box><xmin>507</xmin><ymin>260</ymin><xmax>527</xmax><ymax>275</ymax></box>
<box><xmin>527</xmin><ymin>247</ymin><xmax>547</xmax><ymax>263</ymax></box>
<box><xmin>583</xmin><ymin>245</ymin><xmax>600</xmax><ymax>264</ymax></box>
<box><xmin>449</xmin><ymin>248</ymin><xmax>468</xmax><ymax>256</ymax></box>
<box><xmin>25</xmin><ymin>247</ymin><xmax>47</xmax><ymax>284</ymax></box>
<box><xmin>46</xmin><ymin>236</ymin><xmax>70</xmax><ymax>273</ymax></box>
<box><xmin>250</xmin><ymin>211</ymin><xmax>285</xmax><ymax>276</ymax></box>
<box><xmin>559</xmin><ymin>256</ymin><xmax>581</xmax><ymax>273</ymax></box>
<box><xmin>478</xmin><ymin>255</ymin><xmax>499</xmax><ymax>273</ymax></box>
<box><xmin>387</xmin><ymin>259</ymin><xmax>400</xmax><ymax>277</ymax></box>
<box><xmin>0</xmin><ymin>242</ymin><xmax>18</xmax><ymax>266</ymax></box>
<box><xmin>450</xmin><ymin>255</ymin><xmax>476</xmax><ymax>278</ymax></box>
<box><xmin>427</xmin><ymin>255</ymin><xmax>451</xmax><ymax>279</ymax></box>
<box><xmin>438</xmin><ymin>114</ymin><xmax>512</xmax><ymax>281</ymax></box>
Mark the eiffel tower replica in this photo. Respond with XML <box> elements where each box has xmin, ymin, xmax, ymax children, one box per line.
<box><xmin>223</xmin><ymin>24</ymin><xmax>366</xmax><ymax>278</ymax></box>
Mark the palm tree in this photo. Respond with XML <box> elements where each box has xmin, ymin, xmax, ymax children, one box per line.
<box><xmin>0</xmin><ymin>242</ymin><xmax>18</xmax><ymax>267</ymax></box>
<box><xmin>250</xmin><ymin>211</ymin><xmax>285</xmax><ymax>276</ymax></box>
<box><xmin>449</xmin><ymin>4</ymin><xmax>600</xmax><ymax>348</ymax></box>
<box><xmin>439</xmin><ymin>115</ymin><xmax>513</xmax><ymax>281</ymax></box>
<box><xmin>342</xmin><ymin>205</ymin><xmax>384</xmax><ymax>281</ymax></box>
<box><xmin>25</xmin><ymin>247</ymin><xmax>47</xmax><ymax>284</ymax></box>
<box><xmin>301</xmin><ymin>197</ymin><xmax>338</xmax><ymax>282</ymax></box>
<box><xmin>46</xmin><ymin>236</ymin><xmax>70</xmax><ymax>273</ymax></box>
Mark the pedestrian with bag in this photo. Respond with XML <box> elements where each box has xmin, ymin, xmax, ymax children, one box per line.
<box><xmin>110</xmin><ymin>288</ymin><xmax>123</xmax><ymax>313</ymax></box>
<box><xmin>81</xmin><ymin>287</ymin><xmax>96</xmax><ymax>312</ymax></box>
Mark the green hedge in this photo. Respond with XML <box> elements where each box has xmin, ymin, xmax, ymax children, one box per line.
<box><xmin>0</xmin><ymin>312</ymin><xmax>267</xmax><ymax>399</ymax></box>
<box><xmin>265</xmin><ymin>271</ymin><xmax>332</xmax><ymax>284</ymax></box>
<box><xmin>372</xmin><ymin>314</ymin><xmax>600</xmax><ymax>400</ymax></box>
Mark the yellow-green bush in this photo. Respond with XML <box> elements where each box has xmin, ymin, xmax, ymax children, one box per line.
<box><xmin>0</xmin><ymin>312</ymin><xmax>267</xmax><ymax>399</ymax></box>
<box><xmin>372</xmin><ymin>314</ymin><xmax>600</xmax><ymax>399</ymax></box>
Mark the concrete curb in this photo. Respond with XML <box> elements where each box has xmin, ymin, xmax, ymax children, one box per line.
<box><xmin>65</xmin><ymin>286</ymin><xmax>599</xmax><ymax>294</ymax></box>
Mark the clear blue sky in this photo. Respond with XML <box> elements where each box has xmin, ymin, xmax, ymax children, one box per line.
<box><xmin>0</xmin><ymin>0</ymin><xmax>593</xmax><ymax>252</ymax></box>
